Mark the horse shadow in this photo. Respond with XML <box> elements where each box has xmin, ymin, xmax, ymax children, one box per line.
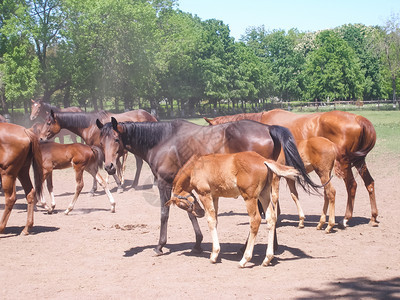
<box><xmin>0</xmin><ymin>225</ymin><xmax>59</xmax><ymax>238</ymax></box>
<box><xmin>278</xmin><ymin>213</ymin><xmax>371</xmax><ymax>230</ymax></box>
<box><xmin>296</xmin><ymin>276</ymin><xmax>400</xmax><ymax>299</ymax></box>
<box><xmin>123</xmin><ymin>241</ymin><xmax>319</xmax><ymax>266</ymax></box>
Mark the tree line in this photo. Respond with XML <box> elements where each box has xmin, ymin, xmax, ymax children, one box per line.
<box><xmin>1</xmin><ymin>0</ymin><xmax>399</xmax><ymax>118</ymax></box>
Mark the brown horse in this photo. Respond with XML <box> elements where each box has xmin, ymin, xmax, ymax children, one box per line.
<box><xmin>39</xmin><ymin>109</ymin><xmax>158</xmax><ymax>191</ymax></box>
<box><xmin>205</xmin><ymin>109</ymin><xmax>377</xmax><ymax>228</ymax></box>
<box><xmin>30</xmin><ymin>98</ymin><xmax>82</xmax><ymax>143</ymax></box>
<box><xmin>96</xmin><ymin>117</ymin><xmax>320</xmax><ymax>255</ymax></box>
<box><xmin>0</xmin><ymin>123</ymin><xmax>43</xmax><ymax>235</ymax></box>
<box><xmin>37</xmin><ymin>141</ymin><xmax>115</xmax><ymax>215</ymax></box>
<box><xmin>166</xmin><ymin>152</ymin><xmax>300</xmax><ymax>267</ymax></box>
<box><xmin>283</xmin><ymin>137</ymin><xmax>338</xmax><ymax>232</ymax></box>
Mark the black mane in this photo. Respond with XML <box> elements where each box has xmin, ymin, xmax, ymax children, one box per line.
<box><xmin>101</xmin><ymin>119</ymin><xmax>189</xmax><ymax>154</ymax></box>
<box><xmin>54</xmin><ymin>111</ymin><xmax>110</xmax><ymax>128</ymax></box>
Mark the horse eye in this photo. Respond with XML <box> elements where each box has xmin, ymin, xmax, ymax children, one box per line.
<box><xmin>115</xmin><ymin>138</ymin><xmax>119</xmax><ymax>143</ymax></box>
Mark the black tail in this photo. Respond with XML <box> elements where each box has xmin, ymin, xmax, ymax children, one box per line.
<box><xmin>269</xmin><ymin>125</ymin><xmax>321</xmax><ymax>194</ymax></box>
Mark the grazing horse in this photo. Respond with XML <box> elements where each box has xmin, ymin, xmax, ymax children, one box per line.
<box><xmin>39</xmin><ymin>109</ymin><xmax>158</xmax><ymax>191</ymax></box>
<box><xmin>205</xmin><ymin>109</ymin><xmax>377</xmax><ymax>228</ymax></box>
<box><xmin>96</xmin><ymin>117</ymin><xmax>320</xmax><ymax>255</ymax></box>
<box><xmin>0</xmin><ymin>123</ymin><xmax>43</xmax><ymax>235</ymax></box>
<box><xmin>166</xmin><ymin>152</ymin><xmax>300</xmax><ymax>267</ymax></box>
<box><xmin>30</xmin><ymin>98</ymin><xmax>82</xmax><ymax>143</ymax></box>
<box><xmin>37</xmin><ymin>141</ymin><xmax>115</xmax><ymax>215</ymax></box>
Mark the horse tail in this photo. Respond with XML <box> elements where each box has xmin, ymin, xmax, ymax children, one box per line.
<box><xmin>269</xmin><ymin>125</ymin><xmax>321</xmax><ymax>194</ymax></box>
<box><xmin>350</xmin><ymin>115</ymin><xmax>376</xmax><ymax>169</ymax></box>
<box><xmin>24</xmin><ymin>129</ymin><xmax>44</xmax><ymax>199</ymax></box>
<box><xmin>90</xmin><ymin>146</ymin><xmax>104</xmax><ymax>169</ymax></box>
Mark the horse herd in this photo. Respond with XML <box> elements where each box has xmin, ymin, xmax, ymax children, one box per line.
<box><xmin>0</xmin><ymin>99</ymin><xmax>378</xmax><ymax>268</ymax></box>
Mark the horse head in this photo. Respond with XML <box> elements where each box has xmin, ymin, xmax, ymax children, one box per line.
<box><xmin>39</xmin><ymin>110</ymin><xmax>60</xmax><ymax>141</ymax></box>
<box><xmin>96</xmin><ymin>117</ymin><xmax>125</xmax><ymax>176</ymax></box>
<box><xmin>166</xmin><ymin>193</ymin><xmax>205</xmax><ymax>218</ymax></box>
<box><xmin>30</xmin><ymin>99</ymin><xmax>42</xmax><ymax>121</ymax></box>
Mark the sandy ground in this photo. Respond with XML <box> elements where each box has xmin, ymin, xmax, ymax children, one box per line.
<box><xmin>1</xmin><ymin>148</ymin><xmax>400</xmax><ymax>299</ymax></box>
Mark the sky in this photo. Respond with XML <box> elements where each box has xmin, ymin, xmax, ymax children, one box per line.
<box><xmin>177</xmin><ymin>0</ymin><xmax>400</xmax><ymax>40</ymax></box>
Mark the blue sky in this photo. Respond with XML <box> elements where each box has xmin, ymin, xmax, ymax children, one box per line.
<box><xmin>177</xmin><ymin>0</ymin><xmax>399</xmax><ymax>40</ymax></box>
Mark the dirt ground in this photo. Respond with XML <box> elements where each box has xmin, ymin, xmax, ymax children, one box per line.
<box><xmin>1</xmin><ymin>148</ymin><xmax>400</xmax><ymax>299</ymax></box>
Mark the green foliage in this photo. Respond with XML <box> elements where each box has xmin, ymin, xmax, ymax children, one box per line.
<box><xmin>303</xmin><ymin>30</ymin><xmax>364</xmax><ymax>101</ymax></box>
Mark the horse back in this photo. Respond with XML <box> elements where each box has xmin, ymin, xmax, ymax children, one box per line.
<box><xmin>111</xmin><ymin>109</ymin><xmax>157</xmax><ymax>123</ymax></box>
<box><xmin>40</xmin><ymin>142</ymin><xmax>94</xmax><ymax>169</ymax></box>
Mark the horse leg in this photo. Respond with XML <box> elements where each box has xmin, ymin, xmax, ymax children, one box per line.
<box><xmin>357</xmin><ymin>161</ymin><xmax>378</xmax><ymax>226</ymax></box>
<box><xmin>92</xmin><ymin>170</ymin><xmax>116</xmax><ymax>213</ymax></box>
<box><xmin>65</xmin><ymin>167</ymin><xmax>84</xmax><ymax>215</ymax></box>
<box><xmin>89</xmin><ymin>176</ymin><xmax>98</xmax><ymax>195</ymax></box>
<box><xmin>200</xmin><ymin>194</ymin><xmax>220</xmax><ymax>263</ymax></box>
<box><xmin>315</xmin><ymin>168</ymin><xmax>336</xmax><ymax>232</ymax></box>
<box><xmin>286</xmin><ymin>179</ymin><xmax>305</xmax><ymax>228</ymax></box>
<box><xmin>258</xmin><ymin>185</ymin><xmax>277</xmax><ymax>266</ymax></box>
<box><xmin>339</xmin><ymin>165</ymin><xmax>357</xmax><ymax>228</ymax></box>
<box><xmin>17</xmin><ymin>168</ymin><xmax>36</xmax><ymax>235</ymax></box>
<box><xmin>46</xmin><ymin>172</ymin><xmax>57</xmax><ymax>213</ymax></box>
<box><xmin>0</xmin><ymin>175</ymin><xmax>17</xmax><ymax>234</ymax></box>
<box><xmin>187</xmin><ymin>211</ymin><xmax>203</xmax><ymax>254</ymax></box>
<box><xmin>239</xmin><ymin>197</ymin><xmax>262</xmax><ymax>268</ymax></box>
<box><xmin>131</xmin><ymin>154</ymin><xmax>143</xmax><ymax>189</ymax></box>
<box><xmin>154</xmin><ymin>183</ymin><xmax>172</xmax><ymax>255</ymax></box>
<box><xmin>113</xmin><ymin>173</ymin><xmax>123</xmax><ymax>193</ymax></box>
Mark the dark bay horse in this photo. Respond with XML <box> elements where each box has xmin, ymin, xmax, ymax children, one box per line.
<box><xmin>31</xmin><ymin>98</ymin><xmax>82</xmax><ymax>143</ymax></box>
<box><xmin>205</xmin><ymin>109</ymin><xmax>378</xmax><ymax>228</ymax></box>
<box><xmin>166</xmin><ymin>152</ymin><xmax>300</xmax><ymax>267</ymax></box>
<box><xmin>0</xmin><ymin>123</ymin><xmax>43</xmax><ymax>235</ymax></box>
<box><xmin>39</xmin><ymin>109</ymin><xmax>158</xmax><ymax>191</ymax></box>
<box><xmin>37</xmin><ymin>141</ymin><xmax>115</xmax><ymax>215</ymax></box>
<box><xmin>96</xmin><ymin>117</ymin><xmax>321</xmax><ymax>255</ymax></box>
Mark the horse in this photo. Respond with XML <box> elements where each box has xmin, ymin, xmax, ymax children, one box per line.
<box><xmin>96</xmin><ymin>117</ymin><xmax>321</xmax><ymax>255</ymax></box>
<box><xmin>285</xmin><ymin>137</ymin><xmax>338</xmax><ymax>232</ymax></box>
<box><xmin>37</xmin><ymin>141</ymin><xmax>115</xmax><ymax>215</ymax></box>
<box><xmin>38</xmin><ymin>109</ymin><xmax>158</xmax><ymax>192</ymax></box>
<box><xmin>0</xmin><ymin>123</ymin><xmax>43</xmax><ymax>235</ymax></box>
<box><xmin>205</xmin><ymin>109</ymin><xmax>377</xmax><ymax>228</ymax></box>
<box><xmin>166</xmin><ymin>152</ymin><xmax>300</xmax><ymax>267</ymax></box>
<box><xmin>30</xmin><ymin>98</ymin><xmax>82</xmax><ymax>143</ymax></box>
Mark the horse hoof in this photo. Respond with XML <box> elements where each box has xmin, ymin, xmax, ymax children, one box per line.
<box><xmin>153</xmin><ymin>248</ymin><xmax>163</xmax><ymax>256</ymax></box>
<box><xmin>110</xmin><ymin>206</ymin><xmax>116</xmax><ymax>213</ymax></box>
<box><xmin>191</xmin><ymin>246</ymin><xmax>203</xmax><ymax>254</ymax></box>
<box><xmin>118</xmin><ymin>188</ymin><xmax>124</xmax><ymax>194</ymax></box>
<box><xmin>369</xmin><ymin>220</ymin><xmax>379</xmax><ymax>227</ymax></box>
<box><xmin>64</xmin><ymin>210</ymin><xmax>70</xmax><ymax>215</ymax></box>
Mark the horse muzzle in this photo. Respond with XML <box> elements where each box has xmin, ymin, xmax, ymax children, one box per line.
<box><xmin>105</xmin><ymin>163</ymin><xmax>116</xmax><ymax>175</ymax></box>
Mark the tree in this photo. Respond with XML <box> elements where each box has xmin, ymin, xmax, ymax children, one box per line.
<box><xmin>302</xmin><ymin>30</ymin><xmax>364</xmax><ymax>101</ymax></box>
<box><xmin>373</xmin><ymin>13</ymin><xmax>400</xmax><ymax>104</ymax></box>
<box><xmin>337</xmin><ymin>24</ymin><xmax>386</xmax><ymax>100</ymax></box>
<box><xmin>0</xmin><ymin>0</ymin><xmax>40</xmax><ymax>113</ymax></box>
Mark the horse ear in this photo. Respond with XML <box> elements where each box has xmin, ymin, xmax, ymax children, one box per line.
<box><xmin>203</xmin><ymin>117</ymin><xmax>213</xmax><ymax>125</ymax></box>
<box><xmin>31</xmin><ymin>99</ymin><xmax>35</xmax><ymax>103</ymax></box>
<box><xmin>96</xmin><ymin>119</ymin><xmax>103</xmax><ymax>129</ymax></box>
<box><xmin>50</xmin><ymin>109</ymin><xmax>55</xmax><ymax>120</ymax></box>
<box><xmin>111</xmin><ymin>117</ymin><xmax>124</xmax><ymax>133</ymax></box>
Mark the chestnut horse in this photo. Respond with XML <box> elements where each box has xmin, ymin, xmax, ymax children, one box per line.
<box><xmin>30</xmin><ymin>98</ymin><xmax>82</xmax><ymax>143</ymax></box>
<box><xmin>37</xmin><ymin>141</ymin><xmax>115</xmax><ymax>215</ymax></box>
<box><xmin>0</xmin><ymin>123</ymin><xmax>43</xmax><ymax>235</ymax></box>
<box><xmin>39</xmin><ymin>109</ymin><xmax>158</xmax><ymax>191</ymax></box>
<box><xmin>205</xmin><ymin>109</ymin><xmax>377</xmax><ymax>228</ymax></box>
<box><xmin>167</xmin><ymin>152</ymin><xmax>300</xmax><ymax>267</ymax></box>
<box><xmin>96</xmin><ymin>117</ymin><xmax>321</xmax><ymax>255</ymax></box>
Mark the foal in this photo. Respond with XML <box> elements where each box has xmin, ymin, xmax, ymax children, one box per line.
<box><xmin>38</xmin><ymin>141</ymin><xmax>115</xmax><ymax>215</ymax></box>
<box><xmin>166</xmin><ymin>151</ymin><xmax>299</xmax><ymax>268</ymax></box>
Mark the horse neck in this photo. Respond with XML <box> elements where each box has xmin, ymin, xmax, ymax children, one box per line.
<box><xmin>173</xmin><ymin>155</ymin><xmax>198</xmax><ymax>194</ymax></box>
<box><xmin>55</xmin><ymin>114</ymin><xmax>95</xmax><ymax>144</ymax></box>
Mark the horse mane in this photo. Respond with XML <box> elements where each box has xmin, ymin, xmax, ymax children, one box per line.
<box><xmin>41</xmin><ymin>101</ymin><xmax>60</xmax><ymax>113</ymax></box>
<box><xmin>101</xmin><ymin>119</ymin><xmax>186</xmax><ymax>154</ymax></box>
<box><xmin>55</xmin><ymin>111</ymin><xmax>110</xmax><ymax>128</ymax></box>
